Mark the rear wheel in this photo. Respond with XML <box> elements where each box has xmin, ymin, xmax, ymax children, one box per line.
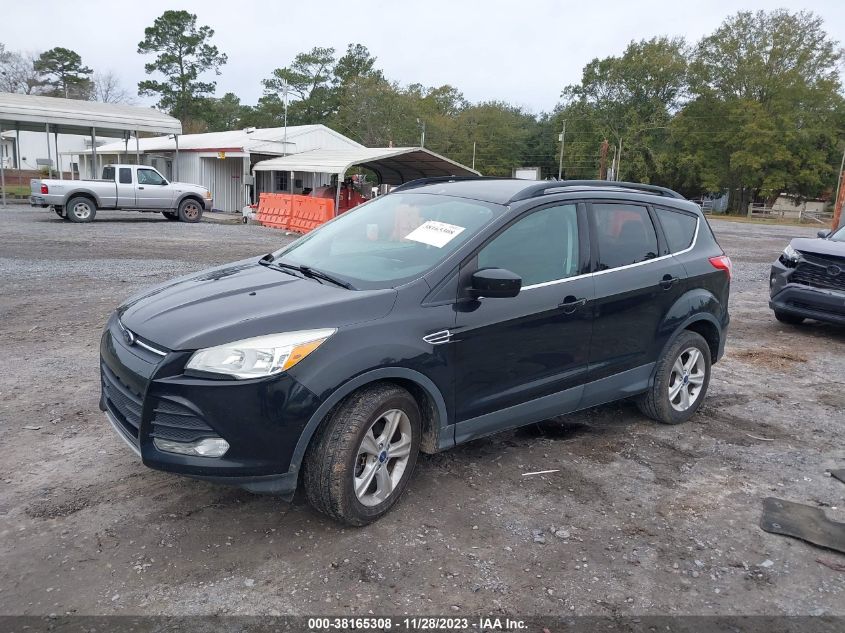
<box><xmin>177</xmin><ymin>198</ymin><xmax>203</xmax><ymax>223</ymax></box>
<box><xmin>637</xmin><ymin>330</ymin><xmax>711</xmax><ymax>425</ymax></box>
<box><xmin>162</xmin><ymin>211</ymin><xmax>179</xmax><ymax>221</ymax></box>
<box><xmin>303</xmin><ymin>383</ymin><xmax>421</xmax><ymax>526</ymax></box>
<box><xmin>774</xmin><ymin>311</ymin><xmax>804</xmax><ymax>325</ymax></box>
<box><xmin>66</xmin><ymin>197</ymin><xmax>96</xmax><ymax>223</ymax></box>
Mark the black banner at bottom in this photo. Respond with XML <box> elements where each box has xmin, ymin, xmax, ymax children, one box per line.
<box><xmin>0</xmin><ymin>616</ymin><xmax>842</xmax><ymax>633</ymax></box>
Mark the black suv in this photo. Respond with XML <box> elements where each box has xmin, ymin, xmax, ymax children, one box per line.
<box><xmin>100</xmin><ymin>178</ymin><xmax>731</xmax><ymax>525</ymax></box>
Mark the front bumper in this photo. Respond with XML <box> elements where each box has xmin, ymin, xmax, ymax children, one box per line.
<box><xmin>203</xmin><ymin>198</ymin><xmax>213</xmax><ymax>211</ymax></box>
<box><xmin>769</xmin><ymin>263</ymin><xmax>845</xmax><ymax>325</ymax></box>
<box><xmin>99</xmin><ymin>315</ymin><xmax>320</xmax><ymax>496</ymax></box>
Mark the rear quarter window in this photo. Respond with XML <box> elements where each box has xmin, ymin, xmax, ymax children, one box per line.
<box><xmin>655</xmin><ymin>207</ymin><xmax>698</xmax><ymax>253</ymax></box>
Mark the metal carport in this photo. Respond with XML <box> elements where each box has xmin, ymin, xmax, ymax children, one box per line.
<box><xmin>252</xmin><ymin>147</ymin><xmax>480</xmax><ymax>212</ymax></box>
<box><xmin>0</xmin><ymin>92</ymin><xmax>182</xmax><ymax>206</ymax></box>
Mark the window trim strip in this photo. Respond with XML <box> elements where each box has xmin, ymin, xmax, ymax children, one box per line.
<box><xmin>521</xmin><ymin>218</ymin><xmax>699</xmax><ymax>291</ymax></box>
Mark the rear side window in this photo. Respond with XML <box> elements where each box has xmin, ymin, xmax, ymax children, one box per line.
<box><xmin>119</xmin><ymin>168</ymin><xmax>132</xmax><ymax>184</ymax></box>
<box><xmin>592</xmin><ymin>203</ymin><xmax>658</xmax><ymax>270</ymax></box>
<box><xmin>655</xmin><ymin>207</ymin><xmax>697</xmax><ymax>253</ymax></box>
<box><xmin>102</xmin><ymin>166</ymin><xmax>114</xmax><ymax>180</ymax></box>
<box><xmin>478</xmin><ymin>204</ymin><xmax>579</xmax><ymax>286</ymax></box>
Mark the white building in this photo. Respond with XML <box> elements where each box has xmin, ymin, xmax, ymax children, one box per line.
<box><xmin>75</xmin><ymin>125</ymin><xmax>364</xmax><ymax>212</ymax></box>
<box><xmin>1</xmin><ymin>129</ymin><xmax>99</xmax><ymax>173</ymax></box>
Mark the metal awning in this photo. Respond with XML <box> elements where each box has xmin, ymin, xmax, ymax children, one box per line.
<box><xmin>252</xmin><ymin>147</ymin><xmax>479</xmax><ymax>185</ymax></box>
<box><xmin>0</xmin><ymin>92</ymin><xmax>182</xmax><ymax>136</ymax></box>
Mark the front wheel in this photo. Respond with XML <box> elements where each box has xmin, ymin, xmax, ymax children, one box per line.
<box><xmin>303</xmin><ymin>383</ymin><xmax>421</xmax><ymax>526</ymax></box>
<box><xmin>66</xmin><ymin>197</ymin><xmax>96</xmax><ymax>223</ymax></box>
<box><xmin>637</xmin><ymin>330</ymin><xmax>711</xmax><ymax>425</ymax></box>
<box><xmin>177</xmin><ymin>198</ymin><xmax>203</xmax><ymax>223</ymax></box>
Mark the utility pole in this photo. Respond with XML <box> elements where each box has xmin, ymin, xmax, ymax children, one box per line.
<box><xmin>417</xmin><ymin>119</ymin><xmax>426</xmax><ymax>148</ymax></box>
<box><xmin>599</xmin><ymin>139</ymin><xmax>609</xmax><ymax>180</ymax></box>
<box><xmin>472</xmin><ymin>141</ymin><xmax>476</xmax><ymax>171</ymax></box>
<box><xmin>833</xmin><ymin>145</ymin><xmax>845</xmax><ymax>231</ymax></box>
<box><xmin>557</xmin><ymin>120</ymin><xmax>567</xmax><ymax>180</ymax></box>
<box><xmin>616</xmin><ymin>137</ymin><xmax>623</xmax><ymax>181</ymax></box>
<box><xmin>282</xmin><ymin>80</ymin><xmax>289</xmax><ymax>157</ymax></box>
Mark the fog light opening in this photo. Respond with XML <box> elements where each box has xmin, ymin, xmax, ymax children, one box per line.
<box><xmin>153</xmin><ymin>437</ymin><xmax>230</xmax><ymax>458</ymax></box>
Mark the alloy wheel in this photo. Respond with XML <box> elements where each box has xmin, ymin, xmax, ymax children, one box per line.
<box><xmin>353</xmin><ymin>409</ymin><xmax>413</xmax><ymax>507</ymax></box>
<box><xmin>668</xmin><ymin>347</ymin><xmax>706</xmax><ymax>412</ymax></box>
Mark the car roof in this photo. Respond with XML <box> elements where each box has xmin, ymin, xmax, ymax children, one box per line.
<box><xmin>391</xmin><ymin>177</ymin><xmax>696</xmax><ymax>210</ymax></box>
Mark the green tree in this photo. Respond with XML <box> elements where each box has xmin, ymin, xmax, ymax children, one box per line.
<box><xmin>334</xmin><ymin>43</ymin><xmax>380</xmax><ymax>85</ymax></box>
<box><xmin>263</xmin><ymin>47</ymin><xmax>337</xmax><ymax>124</ymax></box>
<box><xmin>137</xmin><ymin>10</ymin><xmax>228</xmax><ymax>123</ymax></box>
<box><xmin>34</xmin><ymin>47</ymin><xmax>93</xmax><ymax>99</ymax></box>
<box><xmin>561</xmin><ymin>37</ymin><xmax>689</xmax><ymax>185</ymax></box>
<box><xmin>195</xmin><ymin>92</ymin><xmax>250</xmax><ymax>132</ymax></box>
<box><xmin>683</xmin><ymin>9</ymin><xmax>844</xmax><ymax>208</ymax></box>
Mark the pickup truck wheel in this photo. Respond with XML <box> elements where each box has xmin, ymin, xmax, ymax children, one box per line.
<box><xmin>303</xmin><ymin>383</ymin><xmax>421</xmax><ymax>526</ymax></box>
<box><xmin>636</xmin><ymin>330</ymin><xmax>711</xmax><ymax>425</ymax></box>
<box><xmin>178</xmin><ymin>199</ymin><xmax>203</xmax><ymax>223</ymax></box>
<box><xmin>162</xmin><ymin>211</ymin><xmax>179</xmax><ymax>221</ymax></box>
<box><xmin>66</xmin><ymin>197</ymin><xmax>96</xmax><ymax>223</ymax></box>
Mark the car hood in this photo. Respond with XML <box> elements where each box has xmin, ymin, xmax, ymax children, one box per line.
<box><xmin>170</xmin><ymin>181</ymin><xmax>208</xmax><ymax>192</ymax></box>
<box><xmin>117</xmin><ymin>259</ymin><xmax>397</xmax><ymax>350</ymax></box>
<box><xmin>791</xmin><ymin>237</ymin><xmax>845</xmax><ymax>258</ymax></box>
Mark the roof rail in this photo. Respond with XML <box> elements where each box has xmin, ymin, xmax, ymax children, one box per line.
<box><xmin>391</xmin><ymin>175</ymin><xmax>500</xmax><ymax>192</ymax></box>
<box><xmin>507</xmin><ymin>180</ymin><xmax>685</xmax><ymax>203</ymax></box>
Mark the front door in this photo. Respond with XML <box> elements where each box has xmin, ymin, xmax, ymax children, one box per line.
<box><xmin>135</xmin><ymin>168</ymin><xmax>174</xmax><ymax>209</ymax></box>
<box><xmin>453</xmin><ymin>202</ymin><xmax>594</xmax><ymax>443</ymax></box>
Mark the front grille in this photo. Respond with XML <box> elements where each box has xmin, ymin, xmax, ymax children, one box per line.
<box><xmin>150</xmin><ymin>398</ymin><xmax>217</xmax><ymax>443</ymax></box>
<box><xmin>101</xmin><ymin>363</ymin><xmax>143</xmax><ymax>440</ymax></box>
<box><xmin>791</xmin><ymin>261</ymin><xmax>845</xmax><ymax>292</ymax></box>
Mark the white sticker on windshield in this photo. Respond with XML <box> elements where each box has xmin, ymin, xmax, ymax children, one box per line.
<box><xmin>404</xmin><ymin>221</ymin><xmax>466</xmax><ymax>248</ymax></box>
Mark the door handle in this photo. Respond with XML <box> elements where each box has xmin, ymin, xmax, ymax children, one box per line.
<box><xmin>138</xmin><ymin>186</ymin><xmax>145</xmax><ymax>190</ymax></box>
<box><xmin>660</xmin><ymin>274</ymin><xmax>679</xmax><ymax>290</ymax></box>
<box><xmin>559</xmin><ymin>296</ymin><xmax>587</xmax><ymax>314</ymax></box>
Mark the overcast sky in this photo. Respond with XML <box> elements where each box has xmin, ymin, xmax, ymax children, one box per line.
<box><xmin>2</xmin><ymin>0</ymin><xmax>843</xmax><ymax>113</ymax></box>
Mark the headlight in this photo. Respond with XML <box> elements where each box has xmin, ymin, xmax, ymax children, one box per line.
<box><xmin>185</xmin><ymin>329</ymin><xmax>335</xmax><ymax>379</ymax></box>
<box><xmin>780</xmin><ymin>243</ymin><xmax>800</xmax><ymax>265</ymax></box>
<box><xmin>204</xmin><ymin>190</ymin><xmax>212</xmax><ymax>199</ymax></box>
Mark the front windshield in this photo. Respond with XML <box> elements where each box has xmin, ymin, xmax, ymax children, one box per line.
<box><xmin>272</xmin><ymin>193</ymin><xmax>505</xmax><ymax>289</ymax></box>
<box><xmin>831</xmin><ymin>225</ymin><xmax>845</xmax><ymax>242</ymax></box>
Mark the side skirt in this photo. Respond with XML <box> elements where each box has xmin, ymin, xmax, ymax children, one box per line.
<box><xmin>453</xmin><ymin>363</ymin><xmax>655</xmax><ymax>446</ymax></box>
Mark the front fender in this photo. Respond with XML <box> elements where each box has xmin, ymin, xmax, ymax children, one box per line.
<box><xmin>287</xmin><ymin>367</ymin><xmax>451</xmax><ymax>477</ymax></box>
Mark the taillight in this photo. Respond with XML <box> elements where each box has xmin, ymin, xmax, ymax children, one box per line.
<box><xmin>709</xmin><ymin>255</ymin><xmax>732</xmax><ymax>280</ymax></box>
<box><xmin>40</xmin><ymin>184</ymin><xmax>49</xmax><ymax>194</ymax></box>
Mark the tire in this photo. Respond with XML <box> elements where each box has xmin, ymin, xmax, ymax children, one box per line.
<box><xmin>303</xmin><ymin>383</ymin><xmax>421</xmax><ymax>526</ymax></box>
<box><xmin>774</xmin><ymin>311</ymin><xmax>804</xmax><ymax>325</ymax></box>
<box><xmin>177</xmin><ymin>198</ymin><xmax>203</xmax><ymax>223</ymax></box>
<box><xmin>162</xmin><ymin>211</ymin><xmax>179</xmax><ymax>221</ymax></box>
<box><xmin>66</xmin><ymin>197</ymin><xmax>96</xmax><ymax>223</ymax></box>
<box><xmin>637</xmin><ymin>330</ymin><xmax>711</xmax><ymax>425</ymax></box>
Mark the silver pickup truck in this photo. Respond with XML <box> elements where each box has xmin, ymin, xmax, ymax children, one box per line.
<box><xmin>30</xmin><ymin>164</ymin><xmax>213</xmax><ymax>223</ymax></box>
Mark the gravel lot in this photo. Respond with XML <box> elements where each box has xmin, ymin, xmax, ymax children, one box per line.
<box><xmin>0</xmin><ymin>206</ymin><xmax>843</xmax><ymax>617</ymax></box>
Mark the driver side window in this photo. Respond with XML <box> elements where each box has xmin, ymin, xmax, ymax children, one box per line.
<box><xmin>137</xmin><ymin>169</ymin><xmax>164</xmax><ymax>186</ymax></box>
<box><xmin>477</xmin><ymin>204</ymin><xmax>580</xmax><ymax>287</ymax></box>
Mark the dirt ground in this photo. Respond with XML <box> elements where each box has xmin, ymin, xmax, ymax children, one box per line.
<box><xmin>0</xmin><ymin>206</ymin><xmax>843</xmax><ymax>617</ymax></box>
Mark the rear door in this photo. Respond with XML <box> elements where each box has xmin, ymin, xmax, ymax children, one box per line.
<box><xmin>452</xmin><ymin>202</ymin><xmax>594</xmax><ymax>441</ymax></box>
<box><xmin>135</xmin><ymin>168</ymin><xmax>173</xmax><ymax>209</ymax></box>
<box><xmin>582</xmin><ymin>201</ymin><xmax>687</xmax><ymax>404</ymax></box>
<box><xmin>116</xmin><ymin>167</ymin><xmax>135</xmax><ymax>207</ymax></box>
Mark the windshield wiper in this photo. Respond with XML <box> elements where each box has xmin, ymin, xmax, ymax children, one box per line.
<box><xmin>263</xmin><ymin>259</ymin><xmax>354</xmax><ymax>289</ymax></box>
<box><xmin>299</xmin><ymin>265</ymin><xmax>355</xmax><ymax>289</ymax></box>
